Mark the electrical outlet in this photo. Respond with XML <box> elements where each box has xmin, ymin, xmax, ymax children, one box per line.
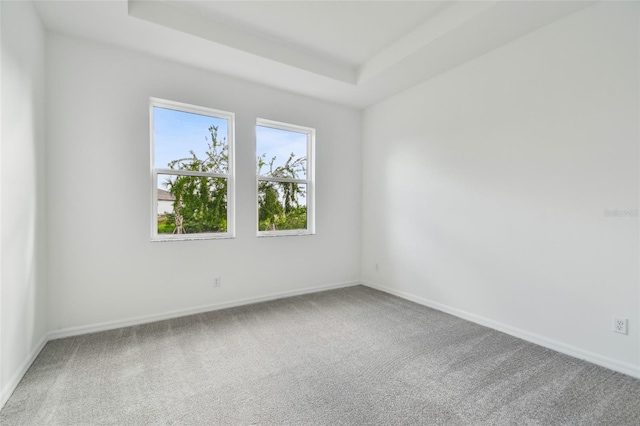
<box><xmin>612</xmin><ymin>316</ymin><xmax>628</xmax><ymax>335</ymax></box>
<box><xmin>213</xmin><ymin>277</ymin><xmax>221</xmax><ymax>288</ymax></box>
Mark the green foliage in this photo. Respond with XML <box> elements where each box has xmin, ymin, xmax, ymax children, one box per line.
<box><xmin>157</xmin><ymin>214</ymin><xmax>175</xmax><ymax>234</ymax></box>
<box><xmin>161</xmin><ymin>125</ymin><xmax>228</xmax><ymax>234</ymax></box>
<box><xmin>257</xmin><ymin>152</ymin><xmax>307</xmax><ymax>231</ymax></box>
<box><xmin>157</xmin><ymin>124</ymin><xmax>308</xmax><ymax>234</ymax></box>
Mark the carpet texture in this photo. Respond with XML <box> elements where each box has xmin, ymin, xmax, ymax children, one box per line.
<box><xmin>1</xmin><ymin>286</ymin><xmax>640</xmax><ymax>425</ymax></box>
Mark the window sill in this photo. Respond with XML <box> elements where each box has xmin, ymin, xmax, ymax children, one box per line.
<box><xmin>257</xmin><ymin>230</ymin><xmax>315</xmax><ymax>238</ymax></box>
<box><xmin>151</xmin><ymin>233</ymin><xmax>234</xmax><ymax>242</ymax></box>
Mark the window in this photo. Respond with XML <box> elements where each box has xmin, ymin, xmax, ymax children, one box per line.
<box><xmin>151</xmin><ymin>98</ymin><xmax>235</xmax><ymax>241</ymax></box>
<box><xmin>256</xmin><ymin>119</ymin><xmax>315</xmax><ymax>236</ymax></box>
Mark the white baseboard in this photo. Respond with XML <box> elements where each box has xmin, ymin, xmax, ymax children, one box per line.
<box><xmin>48</xmin><ymin>280</ymin><xmax>360</xmax><ymax>340</ymax></box>
<box><xmin>7</xmin><ymin>279</ymin><xmax>634</xmax><ymax>413</ymax></box>
<box><xmin>0</xmin><ymin>333</ymin><xmax>48</xmax><ymax>410</ymax></box>
<box><xmin>362</xmin><ymin>280</ymin><xmax>640</xmax><ymax>379</ymax></box>
<box><xmin>2</xmin><ymin>281</ymin><xmax>359</xmax><ymax>410</ymax></box>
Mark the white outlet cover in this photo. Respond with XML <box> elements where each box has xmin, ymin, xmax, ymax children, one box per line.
<box><xmin>612</xmin><ymin>316</ymin><xmax>628</xmax><ymax>335</ymax></box>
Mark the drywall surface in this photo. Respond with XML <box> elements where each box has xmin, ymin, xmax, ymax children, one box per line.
<box><xmin>1</xmin><ymin>0</ymin><xmax>48</xmax><ymax>401</ymax></box>
<box><xmin>362</xmin><ymin>2</ymin><xmax>639</xmax><ymax>371</ymax></box>
<box><xmin>46</xmin><ymin>34</ymin><xmax>361</xmax><ymax>331</ymax></box>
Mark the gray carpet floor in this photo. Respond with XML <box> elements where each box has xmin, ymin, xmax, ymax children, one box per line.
<box><xmin>1</xmin><ymin>286</ymin><xmax>640</xmax><ymax>425</ymax></box>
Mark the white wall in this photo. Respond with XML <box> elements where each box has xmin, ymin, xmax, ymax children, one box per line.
<box><xmin>46</xmin><ymin>34</ymin><xmax>362</xmax><ymax>331</ymax></box>
<box><xmin>0</xmin><ymin>0</ymin><xmax>48</xmax><ymax>404</ymax></box>
<box><xmin>362</xmin><ymin>2</ymin><xmax>640</xmax><ymax>373</ymax></box>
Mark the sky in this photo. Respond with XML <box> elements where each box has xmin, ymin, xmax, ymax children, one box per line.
<box><xmin>256</xmin><ymin>125</ymin><xmax>307</xmax><ymax>178</ymax></box>
<box><xmin>153</xmin><ymin>106</ymin><xmax>228</xmax><ymax>172</ymax></box>
<box><xmin>154</xmin><ymin>107</ymin><xmax>308</xmax><ymax>183</ymax></box>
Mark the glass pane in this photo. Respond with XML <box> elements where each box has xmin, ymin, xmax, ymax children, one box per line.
<box><xmin>258</xmin><ymin>181</ymin><xmax>307</xmax><ymax>231</ymax></box>
<box><xmin>154</xmin><ymin>107</ymin><xmax>229</xmax><ymax>174</ymax></box>
<box><xmin>157</xmin><ymin>174</ymin><xmax>228</xmax><ymax>235</ymax></box>
<box><xmin>256</xmin><ymin>125</ymin><xmax>307</xmax><ymax>179</ymax></box>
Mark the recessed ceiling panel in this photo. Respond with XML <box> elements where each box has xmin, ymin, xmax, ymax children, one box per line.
<box><xmin>34</xmin><ymin>0</ymin><xmax>596</xmax><ymax>108</ymax></box>
<box><xmin>169</xmin><ymin>1</ymin><xmax>451</xmax><ymax>67</ymax></box>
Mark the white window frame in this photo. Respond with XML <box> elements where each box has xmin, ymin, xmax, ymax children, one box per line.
<box><xmin>256</xmin><ymin>118</ymin><xmax>315</xmax><ymax>237</ymax></box>
<box><xmin>150</xmin><ymin>98</ymin><xmax>235</xmax><ymax>241</ymax></box>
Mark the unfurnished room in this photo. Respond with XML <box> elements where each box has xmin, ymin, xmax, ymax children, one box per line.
<box><xmin>1</xmin><ymin>0</ymin><xmax>640</xmax><ymax>424</ymax></box>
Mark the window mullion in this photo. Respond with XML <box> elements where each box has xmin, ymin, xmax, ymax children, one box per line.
<box><xmin>155</xmin><ymin>168</ymin><xmax>229</xmax><ymax>179</ymax></box>
<box><xmin>257</xmin><ymin>176</ymin><xmax>308</xmax><ymax>185</ymax></box>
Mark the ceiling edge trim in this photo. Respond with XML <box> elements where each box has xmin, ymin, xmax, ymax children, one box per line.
<box><xmin>127</xmin><ymin>0</ymin><xmax>358</xmax><ymax>85</ymax></box>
